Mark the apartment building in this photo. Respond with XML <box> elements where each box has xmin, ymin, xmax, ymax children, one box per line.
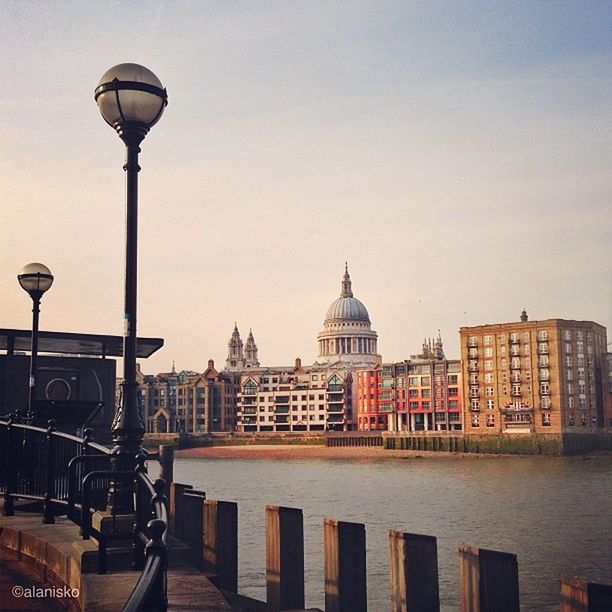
<box><xmin>356</xmin><ymin>336</ymin><xmax>463</xmax><ymax>432</ymax></box>
<box><xmin>236</xmin><ymin>359</ymin><xmax>353</xmax><ymax>432</ymax></box>
<box><xmin>460</xmin><ymin>312</ymin><xmax>608</xmax><ymax>435</ymax></box>
<box><xmin>139</xmin><ymin>360</ymin><xmax>239</xmax><ymax>433</ymax></box>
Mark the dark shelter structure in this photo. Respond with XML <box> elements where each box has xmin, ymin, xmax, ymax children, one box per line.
<box><xmin>0</xmin><ymin>328</ymin><xmax>163</xmax><ymax>443</ymax></box>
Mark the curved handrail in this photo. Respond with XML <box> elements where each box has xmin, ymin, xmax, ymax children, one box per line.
<box><xmin>122</xmin><ymin>469</ymin><xmax>168</xmax><ymax>612</ymax></box>
<box><xmin>0</xmin><ymin>418</ymin><xmax>169</xmax><ymax>611</ymax></box>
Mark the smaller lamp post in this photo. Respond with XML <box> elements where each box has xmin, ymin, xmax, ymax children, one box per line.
<box><xmin>18</xmin><ymin>263</ymin><xmax>54</xmax><ymax>421</ymax></box>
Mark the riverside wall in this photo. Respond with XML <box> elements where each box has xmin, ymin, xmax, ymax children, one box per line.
<box><xmin>144</xmin><ymin>430</ymin><xmax>612</xmax><ymax>456</ymax></box>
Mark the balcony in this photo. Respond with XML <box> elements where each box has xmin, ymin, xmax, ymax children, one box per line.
<box><xmin>537</xmin><ymin>345</ymin><xmax>549</xmax><ymax>355</ymax></box>
<box><xmin>326</xmin><ymin>405</ymin><xmax>344</xmax><ymax>413</ymax></box>
<box><xmin>467</xmin><ymin>340</ymin><xmax>478</xmax><ymax>348</ymax></box>
<box><xmin>468</xmin><ymin>364</ymin><xmax>478</xmax><ymax>372</ymax></box>
<box><xmin>274</xmin><ymin>407</ymin><xmax>290</xmax><ymax>414</ymax></box>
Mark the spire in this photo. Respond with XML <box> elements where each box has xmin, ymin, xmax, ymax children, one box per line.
<box><xmin>245</xmin><ymin>328</ymin><xmax>260</xmax><ymax>367</ymax></box>
<box><xmin>341</xmin><ymin>262</ymin><xmax>353</xmax><ymax>298</ymax></box>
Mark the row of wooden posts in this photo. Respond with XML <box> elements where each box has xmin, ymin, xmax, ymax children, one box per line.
<box><xmin>158</xmin><ymin>446</ymin><xmax>611</xmax><ymax>612</ymax></box>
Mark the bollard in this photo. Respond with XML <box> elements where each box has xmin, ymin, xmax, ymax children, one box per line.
<box><xmin>459</xmin><ymin>544</ymin><xmax>519</xmax><ymax>612</ymax></box>
<box><xmin>203</xmin><ymin>500</ymin><xmax>238</xmax><ymax>593</ymax></box>
<box><xmin>158</xmin><ymin>444</ymin><xmax>174</xmax><ymax>484</ymax></box>
<box><xmin>266</xmin><ymin>506</ymin><xmax>304</xmax><ymax>611</ymax></box>
<box><xmin>324</xmin><ymin>519</ymin><xmax>366</xmax><ymax>612</ymax></box>
<box><xmin>560</xmin><ymin>575</ymin><xmax>612</xmax><ymax>612</ymax></box>
<box><xmin>389</xmin><ymin>530</ymin><xmax>440</xmax><ymax>612</ymax></box>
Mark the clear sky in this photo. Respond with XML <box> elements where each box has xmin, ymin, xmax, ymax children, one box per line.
<box><xmin>1</xmin><ymin>1</ymin><xmax>611</xmax><ymax>374</ymax></box>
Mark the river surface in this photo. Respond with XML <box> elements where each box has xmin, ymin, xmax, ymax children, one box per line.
<box><xmin>159</xmin><ymin>454</ymin><xmax>612</xmax><ymax>611</ymax></box>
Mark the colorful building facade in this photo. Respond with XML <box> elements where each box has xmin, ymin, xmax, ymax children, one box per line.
<box><xmin>356</xmin><ymin>337</ymin><xmax>463</xmax><ymax>432</ymax></box>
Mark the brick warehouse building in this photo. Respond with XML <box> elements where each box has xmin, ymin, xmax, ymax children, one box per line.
<box><xmin>460</xmin><ymin>312</ymin><xmax>609</xmax><ymax>436</ymax></box>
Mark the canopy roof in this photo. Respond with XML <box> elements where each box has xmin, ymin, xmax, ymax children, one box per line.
<box><xmin>0</xmin><ymin>328</ymin><xmax>163</xmax><ymax>358</ymax></box>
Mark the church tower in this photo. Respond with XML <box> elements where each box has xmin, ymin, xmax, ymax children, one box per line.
<box><xmin>226</xmin><ymin>323</ymin><xmax>245</xmax><ymax>371</ymax></box>
<box><xmin>244</xmin><ymin>329</ymin><xmax>260</xmax><ymax>368</ymax></box>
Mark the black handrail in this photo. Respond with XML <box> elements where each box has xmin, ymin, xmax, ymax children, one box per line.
<box><xmin>0</xmin><ymin>417</ymin><xmax>169</xmax><ymax>611</ymax></box>
<box><xmin>123</xmin><ymin>458</ymin><xmax>168</xmax><ymax>612</ymax></box>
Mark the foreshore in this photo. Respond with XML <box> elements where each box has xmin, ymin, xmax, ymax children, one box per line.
<box><xmin>176</xmin><ymin>444</ymin><xmax>483</xmax><ymax>460</ymax></box>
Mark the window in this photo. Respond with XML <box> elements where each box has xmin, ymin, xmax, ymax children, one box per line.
<box><xmin>500</xmin><ymin>346</ymin><xmax>506</xmax><ymax>355</ymax></box>
<box><xmin>564</xmin><ymin>330</ymin><xmax>571</xmax><ymax>341</ymax></box>
<box><xmin>471</xmin><ymin>414</ymin><xmax>480</xmax><ymax>427</ymax></box>
<box><xmin>540</xmin><ymin>382</ymin><xmax>550</xmax><ymax>395</ymax></box>
<box><xmin>567</xmin><ymin>383</ymin><xmax>573</xmax><ymax>394</ymax></box>
<box><xmin>422</xmin><ymin>401</ymin><xmax>431</xmax><ymax>410</ymax></box>
<box><xmin>409</xmin><ymin>377</ymin><xmax>418</xmax><ymax>386</ymax></box>
<box><xmin>485</xmin><ymin>360</ymin><xmax>493</xmax><ymax>370</ymax></box>
<box><xmin>486</xmin><ymin>399</ymin><xmax>495</xmax><ymax>410</ymax></box>
<box><xmin>486</xmin><ymin>413</ymin><xmax>495</xmax><ymax>427</ymax></box>
<box><xmin>409</xmin><ymin>389</ymin><xmax>418</xmax><ymax>398</ymax></box>
<box><xmin>485</xmin><ymin>387</ymin><xmax>494</xmax><ymax>397</ymax></box>
<box><xmin>448</xmin><ymin>400</ymin><xmax>458</xmax><ymax>409</ymax></box>
<box><xmin>541</xmin><ymin>396</ymin><xmax>551</xmax><ymax>409</ymax></box>
<box><xmin>421</xmin><ymin>388</ymin><xmax>431</xmax><ymax>398</ymax></box>
<box><xmin>421</xmin><ymin>376</ymin><xmax>431</xmax><ymax>386</ymax></box>
<box><xmin>468</xmin><ymin>336</ymin><xmax>478</xmax><ymax>346</ymax></box>
<box><xmin>448</xmin><ymin>375</ymin><xmax>458</xmax><ymax>385</ymax></box>
<box><xmin>469</xmin><ymin>348</ymin><xmax>478</xmax><ymax>358</ymax></box>
<box><xmin>537</xmin><ymin>330</ymin><xmax>548</xmax><ymax>341</ymax></box>
<box><xmin>471</xmin><ymin>399</ymin><xmax>480</xmax><ymax>411</ymax></box>
<box><xmin>484</xmin><ymin>347</ymin><xmax>493</xmax><ymax>357</ymax></box>
<box><xmin>565</xmin><ymin>343</ymin><xmax>572</xmax><ymax>353</ymax></box>
<box><xmin>409</xmin><ymin>401</ymin><xmax>419</xmax><ymax>410</ymax></box>
<box><xmin>484</xmin><ymin>373</ymin><xmax>494</xmax><ymax>383</ymax></box>
<box><xmin>542</xmin><ymin>412</ymin><xmax>551</xmax><ymax>426</ymax></box>
<box><xmin>565</xmin><ymin>356</ymin><xmax>572</xmax><ymax>367</ymax></box>
<box><xmin>484</xmin><ymin>335</ymin><xmax>493</xmax><ymax>345</ymax></box>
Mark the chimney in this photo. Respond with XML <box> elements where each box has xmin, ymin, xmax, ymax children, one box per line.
<box><xmin>520</xmin><ymin>309</ymin><xmax>528</xmax><ymax>322</ymax></box>
<box><xmin>295</xmin><ymin>357</ymin><xmax>302</xmax><ymax>370</ymax></box>
<box><xmin>208</xmin><ymin>359</ymin><xmax>214</xmax><ymax>368</ymax></box>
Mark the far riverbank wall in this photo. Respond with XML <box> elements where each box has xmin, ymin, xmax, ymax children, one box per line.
<box><xmin>144</xmin><ymin>431</ymin><xmax>612</xmax><ymax>456</ymax></box>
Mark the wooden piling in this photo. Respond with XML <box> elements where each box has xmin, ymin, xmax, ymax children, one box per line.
<box><xmin>459</xmin><ymin>544</ymin><xmax>519</xmax><ymax>612</ymax></box>
<box><xmin>560</xmin><ymin>575</ymin><xmax>612</xmax><ymax>612</ymax></box>
<box><xmin>203</xmin><ymin>500</ymin><xmax>238</xmax><ymax>593</ymax></box>
<box><xmin>169</xmin><ymin>482</ymin><xmax>193</xmax><ymax>539</ymax></box>
<box><xmin>389</xmin><ymin>530</ymin><xmax>440</xmax><ymax>612</ymax></box>
<box><xmin>324</xmin><ymin>519</ymin><xmax>366</xmax><ymax>612</ymax></box>
<box><xmin>158</xmin><ymin>444</ymin><xmax>174</xmax><ymax>484</ymax></box>
<box><xmin>266</xmin><ymin>505</ymin><xmax>305</xmax><ymax>611</ymax></box>
<box><xmin>182</xmin><ymin>490</ymin><xmax>206</xmax><ymax>570</ymax></box>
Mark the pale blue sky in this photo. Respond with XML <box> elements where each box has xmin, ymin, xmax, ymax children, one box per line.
<box><xmin>1</xmin><ymin>1</ymin><xmax>611</xmax><ymax>372</ymax></box>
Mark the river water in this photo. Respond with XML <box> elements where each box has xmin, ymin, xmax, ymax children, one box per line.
<box><xmin>164</xmin><ymin>454</ymin><xmax>612</xmax><ymax>611</ymax></box>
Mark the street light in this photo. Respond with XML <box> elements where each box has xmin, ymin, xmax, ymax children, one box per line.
<box><xmin>95</xmin><ymin>63</ymin><xmax>167</xmax><ymax>514</ymax></box>
<box><xmin>18</xmin><ymin>262</ymin><xmax>54</xmax><ymax>421</ymax></box>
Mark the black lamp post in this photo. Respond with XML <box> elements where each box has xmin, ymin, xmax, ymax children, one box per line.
<box><xmin>95</xmin><ymin>63</ymin><xmax>167</xmax><ymax>514</ymax></box>
<box><xmin>18</xmin><ymin>263</ymin><xmax>54</xmax><ymax>421</ymax></box>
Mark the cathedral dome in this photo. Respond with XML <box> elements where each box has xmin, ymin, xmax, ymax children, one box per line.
<box><xmin>325</xmin><ymin>296</ymin><xmax>370</xmax><ymax>323</ymax></box>
<box><xmin>324</xmin><ymin>264</ymin><xmax>370</xmax><ymax>324</ymax></box>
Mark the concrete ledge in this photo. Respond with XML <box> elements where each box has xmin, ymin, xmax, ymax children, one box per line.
<box><xmin>1</xmin><ymin>513</ymin><xmax>232</xmax><ymax>611</ymax></box>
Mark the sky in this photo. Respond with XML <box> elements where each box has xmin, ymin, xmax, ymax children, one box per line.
<box><xmin>1</xmin><ymin>1</ymin><xmax>611</xmax><ymax>374</ymax></box>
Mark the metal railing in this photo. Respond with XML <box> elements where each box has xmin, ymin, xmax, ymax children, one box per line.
<box><xmin>0</xmin><ymin>414</ymin><xmax>169</xmax><ymax>611</ymax></box>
